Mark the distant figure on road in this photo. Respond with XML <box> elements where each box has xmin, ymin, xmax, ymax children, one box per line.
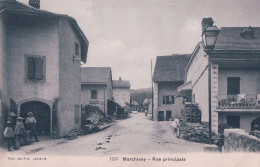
<box><xmin>26</xmin><ymin>112</ymin><xmax>39</xmax><ymax>142</ymax></box>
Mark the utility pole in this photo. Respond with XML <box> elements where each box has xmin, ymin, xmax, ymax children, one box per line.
<box><xmin>151</xmin><ymin>59</ymin><xmax>154</xmax><ymax>120</ymax></box>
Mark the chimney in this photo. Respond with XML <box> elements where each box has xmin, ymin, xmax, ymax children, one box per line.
<box><xmin>201</xmin><ymin>17</ymin><xmax>214</xmax><ymax>34</ymax></box>
<box><xmin>29</xmin><ymin>0</ymin><xmax>40</xmax><ymax>9</ymax></box>
<box><xmin>119</xmin><ymin>77</ymin><xmax>122</xmax><ymax>81</ymax></box>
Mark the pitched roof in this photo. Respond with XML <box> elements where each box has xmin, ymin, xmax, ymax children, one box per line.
<box><xmin>113</xmin><ymin>80</ymin><xmax>130</xmax><ymax>88</ymax></box>
<box><xmin>0</xmin><ymin>0</ymin><xmax>56</xmax><ymax>15</ymax></box>
<box><xmin>81</xmin><ymin>67</ymin><xmax>112</xmax><ymax>84</ymax></box>
<box><xmin>0</xmin><ymin>0</ymin><xmax>89</xmax><ymax>63</ymax></box>
<box><xmin>214</xmin><ymin>27</ymin><xmax>260</xmax><ymax>50</ymax></box>
<box><xmin>153</xmin><ymin>54</ymin><xmax>191</xmax><ymax>82</ymax></box>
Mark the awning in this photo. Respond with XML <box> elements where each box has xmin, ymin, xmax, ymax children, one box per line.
<box><xmin>176</xmin><ymin>89</ymin><xmax>192</xmax><ymax>97</ymax></box>
<box><xmin>176</xmin><ymin>81</ymin><xmax>192</xmax><ymax>97</ymax></box>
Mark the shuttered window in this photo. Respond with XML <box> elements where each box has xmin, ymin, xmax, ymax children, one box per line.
<box><xmin>27</xmin><ymin>57</ymin><xmax>45</xmax><ymax>80</ymax></box>
<box><xmin>27</xmin><ymin>57</ymin><xmax>35</xmax><ymax>79</ymax></box>
<box><xmin>163</xmin><ymin>95</ymin><xmax>175</xmax><ymax>104</ymax></box>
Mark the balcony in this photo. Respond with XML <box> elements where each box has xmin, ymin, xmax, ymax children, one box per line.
<box><xmin>218</xmin><ymin>94</ymin><xmax>260</xmax><ymax>110</ymax></box>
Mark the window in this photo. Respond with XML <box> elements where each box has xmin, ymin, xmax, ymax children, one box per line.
<box><xmin>26</xmin><ymin>56</ymin><xmax>45</xmax><ymax>80</ymax></box>
<box><xmin>91</xmin><ymin>90</ymin><xmax>97</xmax><ymax>99</ymax></box>
<box><xmin>75</xmin><ymin>105</ymin><xmax>80</xmax><ymax>123</ymax></box>
<box><xmin>227</xmin><ymin>77</ymin><xmax>240</xmax><ymax>95</ymax></box>
<box><xmin>163</xmin><ymin>95</ymin><xmax>175</xmax><ymax>104</ymax></box>
<box><xmin>74</xmin><ymin>43</ymin><xmax>80</xmax><ymax>62</ymax></box>
<box><xmin>227</xmin><ymin>116</ymin><xmax>240</xmax><ymax>128</ymax></box>
<box><xmin>166</xmin><ymin>111</ymin><xmax>172</xmax><ymax>121</ymax></box>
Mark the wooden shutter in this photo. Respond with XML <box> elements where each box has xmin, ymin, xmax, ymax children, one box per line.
<box><xmin>163</xmin><ymin>96</ymin><xmax>166</xmax><ymax>104</ymax></box>
<box><xmin>35</xmin><ymin>58</ymin><xmax>44</xmax><ymax>80</ymax></box>
<box><xmin>171</xmin><ymin>95</ymin><xmax>175</xmax><ymax>104</ymax></box>
<box><xmin>166</xmin><ymin>96</ymin><xmax>170</xmax><ymax>104</ymax></box>
<box><xmin>27</xmin><ymin>57</ymin><xmax>35</xmax><ymax>79</ymax></box>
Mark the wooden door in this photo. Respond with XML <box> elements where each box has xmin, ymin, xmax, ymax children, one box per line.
<box><xmin>158</xmin><ymin>111</ymin><xmax>164</xmax><ymax>121</ymax></box>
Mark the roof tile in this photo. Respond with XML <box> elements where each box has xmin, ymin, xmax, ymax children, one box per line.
<box><xmin>153</xmin><ymin>54</ymin><xmax>191</xmax><ymax>82</ymax></box>
<box><xmin>214</xmin><ymin>27</ymin><xmax>260</xmax><ymax>50</ymax></box>
<box><xmin>81</xmin><ymin>67</ymin><xmax>111</xmax><ymax>84</ymax></box>
<box><xmin>113</xmin><ymin>80</ymin><xmax>130</xmax><ymax>88</ymax></box>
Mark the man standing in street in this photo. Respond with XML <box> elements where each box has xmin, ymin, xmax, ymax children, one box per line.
<box><xmin>26</xmin><ymin>112</ymin><xmax>39</xmax><ymax>142</ymax></box>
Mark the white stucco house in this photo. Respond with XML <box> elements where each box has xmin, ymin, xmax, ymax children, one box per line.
<box><xmin>112</xmin><ymin>78</ymin><xmax>130</xmax><ymax>107</ymax></box>
<box><xmin>178</xmin><ymin>17</ymin><xmax>260</xmax><ymax>133</ymax></box>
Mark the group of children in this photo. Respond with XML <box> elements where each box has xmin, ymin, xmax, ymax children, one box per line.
<box><xmin>3</xmin><ymin>112</ymin><xmax>39</xmax><ymax>151</ymax></box>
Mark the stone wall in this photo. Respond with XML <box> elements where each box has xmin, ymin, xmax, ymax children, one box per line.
<box><xmin>224</xmin><ymin>129</ymin><xmax>260</xmax><ymax>152</ymax></box>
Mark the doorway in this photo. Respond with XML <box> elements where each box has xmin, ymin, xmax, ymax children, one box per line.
<box><xmin>166</xmin><ymin>111</ymin><xmax>172</xmax><ymax>121</ymax></box>
<box><xmin>20</xmin><ymin>101</ymin><xmax>51</xmax><ymax>136</ymax></box>
<box><xmin>251</xmin><ymin>117</ymin><xmax>260</xmax><ymax>131</ymax></box>
<box><xmin>158</xmin><ymin>111</ymin><xmax>164</xmax><ymax>121</ymax></box>
<box><xmin>227</xmin><ymin>116</ymin><xmax>240</xmax><ymax>128</ymax></box>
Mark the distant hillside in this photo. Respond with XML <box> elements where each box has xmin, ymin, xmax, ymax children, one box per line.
<box><xmin>130</xmin><ymin>88</ymin><xmax>152</xmax><ymax>105</ymax></box>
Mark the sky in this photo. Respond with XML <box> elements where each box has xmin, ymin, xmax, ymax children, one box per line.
<box><xmin>19</xmin><ymin>0</ymin><xmax>260</xmax><ymax>89</ymax></box>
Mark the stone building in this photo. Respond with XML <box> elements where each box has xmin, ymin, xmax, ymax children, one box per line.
<box><xmin>153</xmin><ymin>55</ymin><xmax>191</xmax><ymax>121</ymax></box>
<box><xmin>0</xmin><ymin>0</ymin><xmax>89</xmax><ymax>140</ymax></box>
<box><xmin>113</xmin><ymin>78</ymin><xmax>131</xmax><ymax>107</ymax></box>
<box><xmin>81</xmin><ymin>67</ymin><xmax>113</xmax><ymax>115</ymax></box>
<box><xmin>180</xmin><ymin>17</ymin><xmax>260</xmax><ymax>133</ymax></box>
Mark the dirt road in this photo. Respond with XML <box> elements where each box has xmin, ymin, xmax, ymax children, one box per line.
<box><xmin>1</xmin><ymin>112</ymin><xmax>217</xmax><ymax>156</ymax></box>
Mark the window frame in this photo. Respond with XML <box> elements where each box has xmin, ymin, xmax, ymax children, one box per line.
<box><xmin>163</xmin><ymin>95</ymin><xmax>175</xmax><ymax>105</ymax></box>
<box><xmin>227</xmin><ymin>77</ymin><xmax>240</xmax><ymax>95</ymax></box>
<box><xmin>24</xmin><ymin>54</ymin><xmax>46</xmax><ymax>82</ymax></box>
<box><xmin>73</xmin><ymin>42</ymin><xmax>80</xmax><ymax>62</ymax></box>
<box><xmin>91</xmin><ymin>90</ymin><xmax>98</xmax><ymax>99</ymax></box>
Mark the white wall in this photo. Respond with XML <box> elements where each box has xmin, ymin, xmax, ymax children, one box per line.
<box><xmin>113</xmin><ymin>88</ymin><xmax>130</xmax><ymax>107</ymax></box>
<box><xmin>186</xmin><ymin>46</ymin><xmax>209</xmax><ymax>124</ymax></box>
<box><xmin>192</xmin><ymin>68</ymin><xmax>209</xmax><ymax>123</ymax></box>
<box><xmin>157</xmin><ymin>82</ymin><xmax>184</xmax><ymax>119</ymax></box>
<box><xmin>81</xmin><ymin>84</ymin><xmax>107</xmax><ymax>113</ymax></box>
<box><xmin>218</xmin><ymin>68</ymin><xmax>260</xmax><ymax>95</ymax></box>
<box><xmin>6</xmin><ymin>14</ymin><xmax>60</xmax><ymax>105</ymax></box>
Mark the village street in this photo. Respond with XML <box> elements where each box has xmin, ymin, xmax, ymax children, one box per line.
<box><xmin>1</xmin><ymin>112</ymin><xmax>217</xmax><ymax>156</ymax></box>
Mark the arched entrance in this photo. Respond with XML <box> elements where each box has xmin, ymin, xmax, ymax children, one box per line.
<box><xmin>20</xmin><ymin>101</ymin><xmax>51</xmax><ymax>136</ymax></box>
<box><xmin>251</xmin><ymin>117</ymin><xmax>260</xmax><ymax>131</ymax></box>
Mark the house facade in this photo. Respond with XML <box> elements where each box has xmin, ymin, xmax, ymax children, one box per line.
<box><xmin>81</xmin><ymin>67</ymin><xmax>113</xmax><ymax>115</ymax></box>
<box><xmin>0</xmin><ymin>0</ymin><xmax>89</xmax><ymax>140</ymax></box>
<box><xmin>183</xmin><ymin>17</ymin><xmax>260</xmax><ymax>133</ymax></box>
<box><xmin>113</xmin><ymin>78</ymin><xmax>131</xmax><ymax>107</ymax></box>
<box><xmin>153</xmin><ymin>55</ymin><xmax>191</xmax><ymax>121</ymax></box>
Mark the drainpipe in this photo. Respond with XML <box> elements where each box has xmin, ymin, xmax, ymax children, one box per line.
<box><xmin>151</xmin><ymin>59</ymin><xmax>154</xmax><ymax>121</ymax></box>
<box><xmin>208</xmin><ymin>54</ymin><xmax>212</xmax><ymax>143</ymax></box>
<box><xmin>104</xmin><ymin>88</ymin><xmax>106</xmax><ymax>114</ymax></box>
